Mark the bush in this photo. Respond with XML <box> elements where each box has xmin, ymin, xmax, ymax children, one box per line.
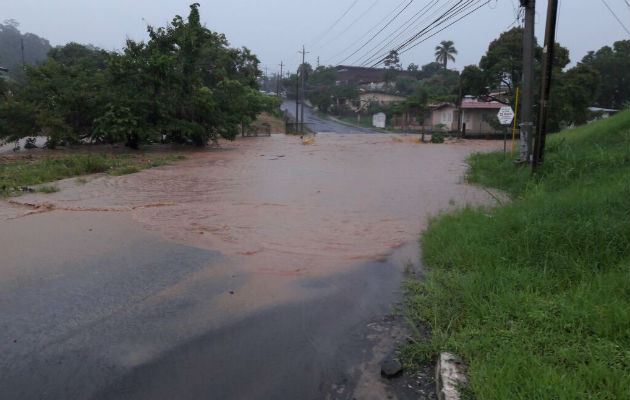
<box><xmin>430</xmin><ymin>132</ymin><xmax>444</xmax><ymax>143</ymax></box>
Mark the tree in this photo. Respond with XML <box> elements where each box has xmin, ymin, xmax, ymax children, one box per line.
<box><xmin>102</xmin><ymin>3</ymin><xmax>272</xmax><ymax>147</ymax></box>
<box><xmin>0</xmin><ymin>4</ymin><xmax>274</xmax><ymax>148</ymax></box>
<box><xmin>580</xmin><ymin>40</ymin><xmax>630</xmax><ymax>109</ymax></box>
<box><xmin>552</xmin><ymin>64</ymin><xmax>600</xmax><ymax>127</ymax></box>
<box><xmin>384</xmin><ymin>50</ymin><xmax>401</xmax><ymax>70</ymax></box>
<box><xmin>0</xmin><ymin>21</ymin><xmax>51</xmax><ymax>81</ymax></box>
<box><xmin>460</xmin><ymin>65</ymin><xmax>487</xmax><ymax>97</ymax></box>
<box><xmin>298</xmin><ymin>62</ymin><xmax>313</xmax><ymax>81</ymax></box>
<box><xmin>434</xmin><ymin>40</ymin><xmax>457</xmax><ymax>69</ymax></box>
<box><xmin>478</xmin><ymin>27</ymin><xmax>569</xmax><ymax>108</ymax></box>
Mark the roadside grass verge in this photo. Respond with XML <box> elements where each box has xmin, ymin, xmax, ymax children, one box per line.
<box><xmin>0</xmin><ymin>153</ymin><xmax>185</xmax><ymax>197</ymax></box>
<box><xmin>403</xmin><ymin>110</ymin><xmax>630</xmax><ymax>399</ymax></box>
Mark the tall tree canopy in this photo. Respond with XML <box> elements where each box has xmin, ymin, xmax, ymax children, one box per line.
<box><xmin>0</xmin><ymin>4</ymin><xmax>277</xmax><ymax>148</ymax></box>
<box><xmin>580</xmin><ymin>40</ymin><xmax>630</xmax><ymax>109</ymax></box>
<box><xmin>434</xmin><ymin>40</ymin><xmax>457</xmax><ymax>69</ymax></box>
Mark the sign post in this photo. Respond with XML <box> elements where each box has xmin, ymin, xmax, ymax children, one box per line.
<box><xmin>497</xmin><ymin>106</ymin><xmax>515</xmax><ymax>158</ymax></box>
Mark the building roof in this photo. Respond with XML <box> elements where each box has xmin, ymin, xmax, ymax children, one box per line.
<box><xmin>461</xmin><ymin>101</ymin><xmax>504</xmax><ymax>109</ymax></box>
<box><xmin>335</xmin><ymin>65</ymin><xmax>414</xmax><ymax>85</ymax></box>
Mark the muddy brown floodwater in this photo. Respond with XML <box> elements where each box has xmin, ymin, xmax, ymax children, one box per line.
<box><xmin>2</xmin><ymin>133</ymin><xmax>502</xmax><ymax>399</ymax></box>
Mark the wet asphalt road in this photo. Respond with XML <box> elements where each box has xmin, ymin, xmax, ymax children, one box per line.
<box><xmin>0</xmin><ymin>211</ymin><xmax>406</xmax><ymax>400</ymax></box>
<box><xmin>281</xmin><ymin>100</ymin><xmax>380</xmax><ymax>134</ymax></box>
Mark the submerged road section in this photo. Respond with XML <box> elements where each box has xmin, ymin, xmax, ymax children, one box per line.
<box><xmin>1</xmin><ymin>134</ymin><xmax>501</xmax><ymax>399</ymax></box>
<box><xmin>281</xmin><ymin>100</ymin><xmax>379</xmax><ymax>133</ymax></box>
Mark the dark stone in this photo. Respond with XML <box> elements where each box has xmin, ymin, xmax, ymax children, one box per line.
<box><xmin>380</xmin><ymin>359</ymin><xmax>403</xmax><ymax>378</ymax></box>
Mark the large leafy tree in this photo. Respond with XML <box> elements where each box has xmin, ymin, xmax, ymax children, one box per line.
<box><xmin>434</xmin><ymin>40</ymin><xmax>457</xmax><ymax>69</ymax></box>
<box><xmin>0</xmin><ymin>4</ymin><xmax>275</xmax><ymax>148</ymax></box>
<box><xmin>97</xmin><ymin>3</ymin><xmax>273</xmax><ymax>147</ymax></box>
<box><xmin>580</xmin><ymin>40</ymin><xmax>630</xmax><ymax>109</ymax></box>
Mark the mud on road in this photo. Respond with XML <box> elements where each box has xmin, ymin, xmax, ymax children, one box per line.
<box><xmin>1</xmin><ymin>134</ymin><xmax>501</xmax><ymax>399</ymax></box>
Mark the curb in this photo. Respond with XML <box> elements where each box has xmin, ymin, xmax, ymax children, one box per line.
<box><xmin>436</xmin><ymin>352</ymin><xmax>468</xmax><ymax>400</ymax></box>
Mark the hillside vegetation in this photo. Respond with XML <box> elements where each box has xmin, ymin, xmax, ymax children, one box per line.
<box><xmin>404</xmin><ymin>111</ymin><xmax>630</xmax><ymax>399</ymax></box>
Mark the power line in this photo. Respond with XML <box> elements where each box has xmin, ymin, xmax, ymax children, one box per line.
<box><xmin>600</xmin><ymin>0</ymin><xmax>630</xmax><ymax>35</ymax></box>
<box><xmin>398</xmin><ymin>0</ymin><xmax>490</xmax><ymax>56</ymax></box>
<box><xmin>307</xmin><ymin>0</ymin><xmax>360</xmax><ymax>48</ymax></box>
<box><xmin>622</xmin><ymin>0</ymin><xmax>630</xmax><ymax>8</ymax></box>
<box><xmin>323</xmin><ymin>0</ymin><xmax>408</xmax><ymax>64</ymax></box>
<box><xmin>354</xmin><ymin>0</ymin><xmax>442</xmax><ymax>66</ymax></box>
<box><xmin>336</xmin><ymin>0</ymin><xmax>416</xmax><ymax>65</ymax></box>
<box><xmin>369</xmin><ymin>0</ymin><xmax>490</xmax><ymax>67</ymax></box>
<box><xmin>315</xmin><ymin>0</ymin><xmax>380</xmax><ymax>53</ymax></box>
<box><xmin>358</xmin><ymin>0</ymin><xmax>469</xmax><ymax>67</ymax></box>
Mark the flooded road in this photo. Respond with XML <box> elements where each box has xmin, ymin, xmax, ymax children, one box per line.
<box><xmin>1</xmin><ymin>134</ymin><xmax>501</xmax><ymax>399</ymax></box>
<box><xmin>281</xmin><ymin>101</ymin><xmax>380</xmax><ymax>133</ymax></box>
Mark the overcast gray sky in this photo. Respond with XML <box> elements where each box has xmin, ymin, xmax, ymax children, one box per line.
<box><xmin>2</xmin><ymin>0</ymin><xmax>629</xmax><ymax>74</ymax></box>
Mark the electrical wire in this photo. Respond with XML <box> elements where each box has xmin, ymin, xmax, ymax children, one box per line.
<box><xmin>336</xmin><ymin>0</ymin><xmax>416</xmax><ymax>65</ymax></box>
<box><xmin>368</xmin><ymin>0</ymin><xmax>490</xmax><ymax>67</ymax></box>
<box><xmin>307</xmin><ymin>0</ymin><xmax>360</xmax><ymax>48</ymax></box>
<box><xmin>314</xmin><ymin>0</ymin><xmax>380</xmax><ymax>52</ymax></box>
<box><xmin>353</xmin><ymin>0</ymin><xmax>442</xmax><ymax>66</ymax></box>
<box><xmin>322</xmin><ymin>0</ymin><xmax>408</xmax><ymax>64</ymax></box>
<box><xmin>600</xmin><ymin>0</ymin><xmax>630</xmax><ymax>35</ymax></box>
<box><xmin>366</xmin><ymin>0</ymin><xmax>475</xmax><ymax>66</ymax></box>
<box><xmin>356</xmin><ymin>0</ymin><xmax>471</xmax><ymax>67</ymax></box>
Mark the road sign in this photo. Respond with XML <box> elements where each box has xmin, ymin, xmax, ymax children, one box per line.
<box><xmin>497</xmin><ymin>106</ymin><xmax>515</xmax><ymax>125</ymax></box>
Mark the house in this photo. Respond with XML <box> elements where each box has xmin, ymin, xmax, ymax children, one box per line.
<box><xmin>460</xmin><ymin>96</ymin><xmax>504</xmax><ymax>136</ymax></box>
<box><xmin>354</xmin><ymin>90</ymin><xmax>406</xmax><ymax>112</ymax></box>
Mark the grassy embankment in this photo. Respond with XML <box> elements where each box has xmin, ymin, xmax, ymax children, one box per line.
<box><xmin>250</xmin><ymin>112</ymin><xmax>286</xmax><ymax>133</ymax></box>
<box><xmin>404</xmin><ymin>111</ymin><xmax>629</xmax><ymax>399</ymax></box>
<box><xmin>0</xmin><ymin>153</ymin><xmax>185</xmax><ymax>197</ymax></box>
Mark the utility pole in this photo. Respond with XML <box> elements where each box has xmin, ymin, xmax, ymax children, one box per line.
<box><xmin>295</xmin><ymin>70</ymin><xmax>299</xmax><ymax>131</ymax></box>
<box><xmin>519</xmin><ymin>0</ymin><xmax>535</xmax><ymax>163</ymax></box>
<box><xmin>299</xmin><ymin>45</ymin><xmax>309</xmax><ymax>130</ymax></box>
<box><xmin>277</xmin><ymin>61</ymin><xmax>284</xmax><ymax>97</ymax></box>
<box><xmin>317</xmin><ymin>56</ymin><xmax>320</xmax><ymax>68</ymax></box>
<box><xmin>533</xmin><ymin>0</ymin><xmax>559</xmax><ymax>172</ymax></box>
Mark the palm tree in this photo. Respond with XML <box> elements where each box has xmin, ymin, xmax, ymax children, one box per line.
<box><xmin>434</xmin><ymin>40</ymin><xmax>458</xmax><ymax>69</ymax></box>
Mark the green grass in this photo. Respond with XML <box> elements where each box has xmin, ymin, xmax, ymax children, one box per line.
<box><xmin>37</xmin><ymin>185</ymin><xmax>60</xmax><ymax>193</ymax></box>
<box><xmin>403</xmin><ymin>111</ymin><xmax>630</xmax><ymax>399</ymax></box>
<box><xmin>0</xmin><ymin>153</ymin><xmax>186</xmax><ymax>197</ymax></box>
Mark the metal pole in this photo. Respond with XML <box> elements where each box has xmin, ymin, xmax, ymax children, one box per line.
<box><xmin>533</xmin><ymin>0</ymin><xmax>559</xmax><ymax>173</ymax></box>
<box><xmin>519</xmin><ymin>0</ymin><xmax>535</xmax><ymax>163</ymax></box>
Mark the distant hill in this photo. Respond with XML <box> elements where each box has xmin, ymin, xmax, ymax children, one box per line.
<box><xmin>0</xmin><ymin>20</ymin><xmax>51</xmax><ymax>80</ymax></box>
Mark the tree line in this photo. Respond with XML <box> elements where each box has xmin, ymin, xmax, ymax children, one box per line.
<box><xmin>0</xmin><ymin>4</ymin><xmax>279</xmax><ymax>149</ymax></box>
<box><xmin>269</xmin><ymin>27</ymin><xmax>628</xmax><ymax>132</ymax></box>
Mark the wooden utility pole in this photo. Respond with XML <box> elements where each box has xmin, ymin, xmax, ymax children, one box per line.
<box><xmin>533</xmin><ymin>0</ymin><xmax>559</xmax><ymax>172</ymax></box>
<box><xmin>519</xmin><ymin>0</ymin><xmax>536</xmax><ymax>162</ymax></box>
<box><xmin>277</xmin><ymin>61</ymin><xmax>284</xmax><ymax>97</ymax></box>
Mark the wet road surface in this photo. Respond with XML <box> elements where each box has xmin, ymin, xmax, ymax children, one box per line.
<box><xmin>281</xmin><ymin>100</ymin><xmax>380</xmax><ymax>134</ymax></box>
<box><xmin>1</xmin><ymin>134</ymin><xmax>501</xmax><ymax>399</ymax></box>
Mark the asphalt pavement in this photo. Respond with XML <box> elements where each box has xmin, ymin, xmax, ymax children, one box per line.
<box><xmin>0</xmin><ymin>211</ymin><xmax>409</xmax><ymax>400</ymax></box>
<box><xmin>281</xmin><ymin>100</ymin><xmax>381</xmax><ymax>134</ymax></box>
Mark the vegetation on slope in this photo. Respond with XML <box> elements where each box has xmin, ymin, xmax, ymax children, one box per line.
<box><xmin>1</xmin><ymin>153</ymin><xmax>185</xmax><ymax>197</ymax></box>
<box><xmin>404</xmin><ymin>111</ymin><xmax>630</xmax><ymax>399</ymax></box>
